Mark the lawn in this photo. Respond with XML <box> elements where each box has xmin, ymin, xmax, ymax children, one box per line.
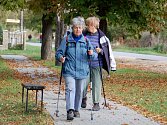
<box><xmin>104</xmin><ymin>64</ymin><xmax>167</xmax><ymax>124</ymax></box>
<box><xmin>0</xmin><ymin>46</ymin><xmax>53</xmax><ymax>125</ymax></box>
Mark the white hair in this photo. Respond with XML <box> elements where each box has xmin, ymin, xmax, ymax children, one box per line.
<box><xmin>71</xmin><ymin>16</ymin><xmax>85</xmax><ymax>28</ymax></box>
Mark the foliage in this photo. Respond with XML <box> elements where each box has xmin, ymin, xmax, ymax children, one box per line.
<box><xmin>107</xmin><ymin>26</ymin><xmax>127</xmax><ymax>41</ymax></box>
<box><xmin>153</xmin><ymin>43</ymin><xmax>167</xmax><ymax>54</ymax></box>
<box><xmin>9</xmin><ymin>44</ymin><xmax>23</xmax><ymax>50</ymax></box>
<box><xmin>24</xmin><ymin>10</ymin><xmax>42</xmax><ymax>32</ymax></box>
<box><xmin>106</xmin><ymin>0</ymin><xmax>167</xmax><ymax>35</ymax></box>
<box><xmin>41</xmin><ymin>0</ymin><xmax>167</xmax><ymax>38</ymax></box>
<box><xmin>1</xmin><ymin>0</ymin><xmax>167</xmax><ymax>35</ymax></box>
<box><xmin>159</xmin><ymin>29</ymin><xmax>167</xmax><ymax>43</ymax></box>
<box><xmin>0</xmin><ymin>7</ymin><xmax>8</xmax><ymax>26</ymax></box>
<box><xmin>26</xmin><ymin>0</ymin><xmax>66</xmax><ymax>16</ymax></box>
<box><xmin>0</xmin><ymin>0</ymin><xmax>25</xmax><ymax>10</ymax></box>
<box><xmin>62</xmin><ymin>0</ymin><xmax>167</xmax><ymax>36</ymax></box>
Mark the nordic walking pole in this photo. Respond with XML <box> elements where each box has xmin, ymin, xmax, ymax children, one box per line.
<box><xmin>96</xmin><ymin>46</ymin><xmax>107</xmax><ymax>107</ymax></box>
<box><xmin>88</xmin><ymin>47</ymin><xmax>93</xmax><ymax>120</ymax></box>
<box><xmin>55</xmin><ymin>63</ymin><xmax>63</xmax><ymax>117</ymax></box>
<box><xmin>90</xmin><ymin>80</ymin><xmax>93</xmax><ymax>120</ymax></box>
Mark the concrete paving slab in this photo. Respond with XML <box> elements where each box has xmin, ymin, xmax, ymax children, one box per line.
<box><xmin>1</xmin><ymin>55</ymin><xmax>28</xmax><ymax>61</ymax></box>
<box><xmin>43</xmin><ymin>91</ymin><xmax>161</xmax><ymax>125</ymax></box>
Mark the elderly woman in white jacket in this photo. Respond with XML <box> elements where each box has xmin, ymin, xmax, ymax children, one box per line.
<box><xmin>81</xmin><ymin>16</ymin><xmax>116</xmax><ymax>111</ymax></box>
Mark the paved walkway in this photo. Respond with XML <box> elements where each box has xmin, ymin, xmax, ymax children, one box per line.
<box><xmin>1</xmin><ymin>55</ymin><xmax>162</xmax><ymax>125</ymax></box>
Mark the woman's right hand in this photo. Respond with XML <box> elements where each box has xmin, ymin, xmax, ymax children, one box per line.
<box><xmin>88</xmin><ymin>50</ymin><xmax>93</xmax><ymax>55</ymax></box>
<box><xmin>60</xmin><ymin>56</ymin><xmax>66</xmax><ymax>63</ymax></box>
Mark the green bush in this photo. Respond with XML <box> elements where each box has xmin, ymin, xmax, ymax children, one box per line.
<box><xmin>153</xmin><ymin>44</ymin><xmax>167</xmax><ymax>54</ymax></box>
<box><xmin>107</xmin><ymin>26</ymin><xmax>127</xmax><ymax>42</ymax></box>
<box><xmin>9</xmin><ymin>44</ymin><xmax>23</xmax><ymax>50</ymax></box>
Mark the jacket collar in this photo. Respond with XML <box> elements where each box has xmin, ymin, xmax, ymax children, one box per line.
<box><xmin>83</xmin><ymin>29</ymin><xmax>105</xmax><ymax>38</ymax></box>
<box><xmin>67</xmin><ymin>33</ymin><xmax>86</xmax><ymax>43</ymax></box>
<box><xmin>97</xmin><ymin>28</ymin><xmax>105</xmax><ymax>38</ymax></box>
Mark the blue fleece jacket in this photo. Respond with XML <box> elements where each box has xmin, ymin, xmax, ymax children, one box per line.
<box><xmin>56</xmin><ymin>33</ymin><xmax>97</xmax><ymax>79</ymax></box>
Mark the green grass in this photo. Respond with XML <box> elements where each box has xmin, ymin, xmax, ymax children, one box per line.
<box><xmin>105</xmin><ymin>68</ymin><xmax>167</xmax><ymax>120</ymax></box>
<box><xmin>0</xmin><ymin>58</ymin><xmax>53</xmax><ymax>124</ymax></box>
<box><xmin>27</xmin><ymin>38</ymin><xmax>40</xmax><ymax>43</ymax></box>
<box><xmin>0</xmin><ymin>45</ymin><xmax>41</xmax><ymax>60</ymax></box>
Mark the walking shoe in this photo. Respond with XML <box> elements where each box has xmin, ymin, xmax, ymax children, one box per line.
<box><xmin>67</xmin><ymin>109</ymin><xmax>74</xmax><ymax>120</ymax></box>
<box><xmin>81</xmin><ymin>97</ymin><xmax>87</xmax><ymax>108</ymax></box>
<box><xmin>74</xmin><ymin>110</ymin><xmax>80</xmax><ymax>118</ymax></box>
<box><xmin>92</xmin><ymin>103</ymin><xmax>100</xmax><ymax>111</ymax></box>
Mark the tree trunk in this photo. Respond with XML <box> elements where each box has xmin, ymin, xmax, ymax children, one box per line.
<box><xmin>97</xmin><ymin>4</ymin><xmax>108</xmax><ymax>35</ymax></box>
<box><xmin>55</xmin><ymin>15</ymin><xmax>64</xmax><ymax>66</ymax></box>
<box><xmin>99</xmin><ymin>18</ymin><xmax>107</xmax><ymax>35</ymax></box>
<box><xmin>41</xmin><ymin>14</ymin><xmax>53</xmax><ymax>60</ymax></box>
<box><xmin>55</xmin><ymin>15</ymin><xmax>61</xmax><ymax>52</ymax></box>
<box><xmin>60</xmin><ymin>19</ymin><xmax>65</xmax><ymax>39</ymax></box>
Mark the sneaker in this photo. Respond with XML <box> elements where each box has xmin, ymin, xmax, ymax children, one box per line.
<box><xmin>74</xmin><ymin>110</ymin><xmax>80</xmax><ymax>118</ymax></box>
<box><xmin>92</xmin><ymin>103</ymin><xmax>100</xmax><ymax>111</ymax></box>
<box><xmin>67</xmin><ymin>109</ymin><xmax>74</xmax><ymax>120</ymax></box>
<box><xmin>81</xmin><ymin>97</ymin><xmax>87</xmax><ymax>108</ymax></box>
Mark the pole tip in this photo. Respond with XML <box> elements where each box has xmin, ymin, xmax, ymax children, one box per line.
<box><xmin>55</xmin><ymin>110</ymin><xmax>59</xmax><ymax>117</ymax></box>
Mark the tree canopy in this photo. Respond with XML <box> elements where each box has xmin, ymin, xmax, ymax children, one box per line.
<box><xmin>0</xmin><ymin>0</ymin><xmax>25</xmax><ymax>10</ymax></box>
<box><xmin>64</xmin><ymin>0</ymin><xmax>167</xmax><ymax>35</ymax></box>
<box><xmin>1</xmin><ymin>0</ymin><xmax>166</xmax><ymax>35</ymax></box>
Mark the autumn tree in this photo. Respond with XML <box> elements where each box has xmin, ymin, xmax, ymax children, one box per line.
<box><xmin>66</xmin><ymin>0</ymin><xmax>167</xmax><ymax>36</ymax></box>
<box><xmin>1</xmin><ymin>0</ymin><xmax>167</xmax><ymax>59</ymax></box>
<box><xmin>1</xmin><ymin>0</ymin><xmax>69</xmax><ymax>60</ymax></box>
<box><xmin>27</xmin><ymin>0</ymin><xmax>69</xmax><ymax>60</ymax></box>
<box><xmin>0</xmin><ymin>0</ymin><xmax>25</xmax><ymax>10</ymax></box>
<box><xmin>26</xmin><ymin>0</ymin><xmax>53</xmax><ymax>60</ymax></box>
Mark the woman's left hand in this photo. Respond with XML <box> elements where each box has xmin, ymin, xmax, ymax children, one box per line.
<box><xmin>95</xmin><ymin>47</ymin><xmax>101</xmax><ymax>53</ymax></box>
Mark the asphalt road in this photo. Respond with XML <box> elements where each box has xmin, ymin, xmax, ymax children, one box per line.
<box><xmin>113</xmin><ymin>51</ymin><xmax>167</xmax><ymax>62</ymax></box>
<box><xmin>26</xmin><ymin>42</ymin><xmax>167</xmax><ymax>62</ymax></box>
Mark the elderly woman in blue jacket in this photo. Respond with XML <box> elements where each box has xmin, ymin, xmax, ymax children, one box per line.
<box><xmin>81</xmin><ymin>16</ymin><xmax>116</xmax><ymax>111</ymax></box>
<box><xmin>56</xmin><ymin>16</ymin><xmax>97</xmax><ymax>121</ymax></box>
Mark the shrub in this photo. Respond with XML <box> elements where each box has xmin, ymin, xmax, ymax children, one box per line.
<box><xmin>153</xmin><ymin>44</ymin><xmax>167</xmax><ymax>54</ymax></box>
<box><xmin>9</xmin><ymin>44</ymin><xmax>23</xmax><ymax>50</ymax></box>
<box><xmin>125</xmin><ymin>39</ymin><xmax>140</xmax><ymax>47</ymax></box>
